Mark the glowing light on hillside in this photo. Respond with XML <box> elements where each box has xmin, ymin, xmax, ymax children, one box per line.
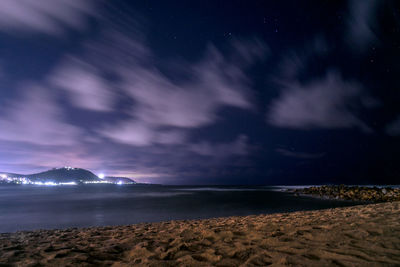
<box><xmin>2</xmin><ymin>176</ymin><xmax>133</xmax><ymax>185</ymax></box>
<box><xmin>63</xmin><ymin>166</ymin><xmax>75</xmax><ymax>170</ymax></box>
<box><xmin>59</xmin><ymin>182</ymin><xmax>77</xmax><ymax>186</ymax></box>
<box><xmin>98</xmin><ymin>173</ymin><xmax>105</xmax><ymax>179</ymax></box>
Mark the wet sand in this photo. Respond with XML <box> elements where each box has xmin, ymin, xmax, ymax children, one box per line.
<box><xmin>1</xmin><ymin>202</ymin><xmax>400</xmax><ymax>266</ymax></box>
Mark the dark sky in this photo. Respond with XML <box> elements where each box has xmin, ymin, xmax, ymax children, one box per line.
<box><xmin>0</xmin><ymin>0</ymin><xmax>400</xmax><ymax>185</ymax></box>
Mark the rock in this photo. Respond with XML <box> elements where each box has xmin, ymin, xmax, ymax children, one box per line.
<box><xmin>292</xmin><ymin>185</ymin><xmax>400</xmax><ymax>203</ymax></box>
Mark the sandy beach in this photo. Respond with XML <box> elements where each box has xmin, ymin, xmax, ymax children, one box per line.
<box><xmin>1</xmin><ymin>201</ymin><xmax>400</xmax><ymax>266</ymax></box>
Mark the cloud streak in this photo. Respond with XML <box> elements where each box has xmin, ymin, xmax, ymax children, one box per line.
<box><xmin>50</xmin><ymin>57</ymin><xmax>114</xmax><ymax>112</ymax></box>
<box><xmin>386</xmin><ymin>116</ymin><xmax>400</xmax><ymax>136</ymax></box>
<box><xmin>50</xmin><ymin>29</ymin><xmax>267</xmax><ymax>148</ymax></box>
<box><xmin>121</xmin><ymin>43</ymin><xmax>255</xmax><ymax>129</ymax></box>
<box><xmin>0</xmin><ymin>85</ymin><xmax>81</xmax><ymax>146</ymax></box>
<box><xmin>189</xmin><ymin>135</ymin><xmax>249</xmax><ymax>158</ymax></box>
<box><xmin>346</xmin><ymin>0</ymin><xmax>379</xmax><ymax>50</ymax></box>
<box><xmin>268</xmin><ymin>71</ymin><xmax>371</xmax><ymax>132</ymax></box>
<box><xmin>0</xmin><ymin>20</ymin><xmax>267</xmax><ymax>179</ymax></box>
<box><xmin>0</xmin><ymin>0</ymin><xmax>96</xmax><ymax>35</ymax></box>
<box><xmin>275</xmin><ymin>148</ymin><xmax>325</xmax><ymax>159</ymax></box>
<box><xmin>267</xmin><ymin>34</ymin><xmax>378</xmax><ymax>133</ymax></box>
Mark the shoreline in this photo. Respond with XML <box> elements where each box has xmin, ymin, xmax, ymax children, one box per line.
<box><xmin>1</xmin><ymin>202</ymin><xmax>400</xmax><ymax>266</ymax></box>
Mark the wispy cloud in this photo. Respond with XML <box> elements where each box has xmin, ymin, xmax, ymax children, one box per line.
<box><xmin>0</xmin><ymin>84</ymin><xmax>100</xmax><ymax>174</ymax></box>
<box><xmin>386</xmin><ymin>116</ymin><xmax>400</xmax><ymax>136</ymax></box>
<box><xmin>189</xmin><ymin>135</ymin><xmax>249</xmax><ymax>158</ymax></box>
<box><xmin>120</xmin><ymin>43</ymin><xmax>256</xmax><ymax>129</ymax></box>
<box><xmin>99</xmin><ymin>121</ymin><xmax>186</xmax><ymax>147</ymax></box>
<box><xmin>0</xmin><ymin>141</ymin><xmax>101</xmax><ymax>174</ymax></box>
<box><xmin>0</xmin><ymin>0</ymin><xmax>96</xmax><ymax>35</ymax></box>
<box><xmin>0</xmin><ymin>20</ymin><xmax>267</xmax><ymax>178</ymax></box>
<box><xmin>0</xmin><ymin>85</ymin><xmax>81</xmax><ymax>146</ymax></box>
<box><xmin>50</xmin><ymin>57</ymin><xmax>114</xmax><ymax>112</ymax></box>
<box><xmin>268</xmin><ymin>71</ymin><xmax>372</xmax><ymax>132</ymax></box>
<box><xmin>275</xmin><ymin>148</ymin><xmax>325</xmax><ymax>159</ymax></box>
<box><xmin>345</xmin><ymin>0</ymin><xmax>379</xmax><ymax>51</ymax></box>
<box><xmin>276</xmin><ymin>36</ymin><xmax>329</xmax><ymax>81</ymax></box>
<box><xmin>50</xmin><ymin>28</ymin><xmax>267</xmax><ymax>147</ymax></box>
<box><xmin>267</xmin><ymin>33</ymin><xmax>378</xmax><ymax>133</ymax></box>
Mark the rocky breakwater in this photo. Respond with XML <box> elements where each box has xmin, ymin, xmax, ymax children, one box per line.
<box><xmin>291</xmin><ymin>185</ymin><xmax>400</xmax><ymax>202</ymax></box>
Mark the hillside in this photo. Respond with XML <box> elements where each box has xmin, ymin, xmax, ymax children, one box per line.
<box><xmin>0</xmin><ymin>167</ymin><xmax>138</xmax><ymax>184</ymax></box>
<box><xmin>26</xmin><ymin>167</ymin><xmax>99</xmax><ymax>182</ymax></box>
<box><xmin>1</xmin><ymin>167</ymin><xmax>99</xmax><ymax>183</ymax></box>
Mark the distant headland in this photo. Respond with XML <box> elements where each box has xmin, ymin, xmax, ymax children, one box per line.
<box><xmin>0</xmin><ymin>167</ymin><xmax>137</xmax><ymax>186</ymax></box>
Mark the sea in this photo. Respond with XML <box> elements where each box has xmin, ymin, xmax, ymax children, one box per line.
<box><xmin>0</xmin><ymin>184</ymin><xmax>365</xmax><ymax>233</ymax></box>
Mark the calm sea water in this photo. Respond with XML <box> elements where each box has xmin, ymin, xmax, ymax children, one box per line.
<box><xmin>0</xmin><ymin>185</ymin><xmax>363</xmax><ymax>233</ymax></box>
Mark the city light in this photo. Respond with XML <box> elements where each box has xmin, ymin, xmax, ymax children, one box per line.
<box><xmin>98</xmin><ymin>173</ymin><xmax>105</xmax><ymax>179</ymax></box>
<box><xmin>83</xmin><ymin>180</ymin><xmax>113</xmax><ymax>184</ymax></box>
<box><xmin>0</xmin><ymin>175</ymin><xmax>134</xmax><ymax>186</ymax></box>
<box><xmin>63</xmin><ymin>166</ymin><xmax>75</xmax><ymax>170</ymax></box>
<box><xmin>59</xmin><ymin>182</ymin><xmax>77</xmax><ymax>186</ymax></box>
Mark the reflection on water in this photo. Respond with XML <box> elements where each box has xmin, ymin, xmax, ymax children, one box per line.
<box><xmin>0</xmin><ymin>185</ymin><xmax>363</xmax><ymax>233</ymax></box>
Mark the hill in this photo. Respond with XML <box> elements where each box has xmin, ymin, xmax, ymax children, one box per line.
<box><xmin>1</xmin><ymin>167</ymin><xmax>137</xmax><ymax>184</ymax></box>
<box><xmin>25</xmin><ymin>167</ymin><xmax>100</xmax><ymax>182</ymax></box>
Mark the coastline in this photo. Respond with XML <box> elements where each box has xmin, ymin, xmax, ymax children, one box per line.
<box><xmin>1</xmin><ymin>201</ymin><xmax>400</xmax><ymax>266</ymax></box>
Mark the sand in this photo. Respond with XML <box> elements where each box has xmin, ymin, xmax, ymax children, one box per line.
<box><xmin>1</xmin><ymin>202</ymin><xmax>400</xmax><ymax>266</ymax></box>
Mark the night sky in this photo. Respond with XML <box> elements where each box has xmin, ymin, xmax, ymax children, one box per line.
<box><xmin>0</xmin><ymin>0</ymin><xmax>400</xmax><ymax>185</ymax></box>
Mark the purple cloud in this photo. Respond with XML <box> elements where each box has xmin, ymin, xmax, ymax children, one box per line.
<box><xmin>0</xmin><ymin>0</ymin><xmax>96</xmax><ymax>35</ymax></box>
<box><xmin>50</xmin><ymin>57</ymin><xmax>114</xmax><ymax>112</ymax></box>
<box><xmin>102</xmin><ymin>39</ymin><xmax>261</xmax><ymax>147</ymax></box>
<box><xmin>230</xmin><ymin>38</ymin><xmax>269</xmax><ymax>66</ymax></box>
<box><xmin>0</xmin><ymin>85</ymin><xmax>101</xmax><ymax>174</ymax></box>
<box><xmin>346</xmin><ymin>0</ymin><xmax>379</xmax><ymax>50</ymax></box>
<box><xmin>99</xmin><ymin>122</ymin><xmax>186</xmax><ymax>147</ymax></box>
<box><xmin>49</xmin><ymin>28</ymin><xmax>266</xmax><ymax>147</ymax></box>
<box><xmin>0</xmin><ymin>85</ymin><xmax>81</xmax><ymax>146</ymax></box>
<box><xmin>0</xmin><ymin>141</ymin><xmax>102</xmax><ymax>174</ymax></box>
<box><xmin>121</xmin><ymin>44</ymin><xmax>255</xmax><ymax>129</ymax></box>
<box><xmin>386</xmin><ymin>116</ymin><xmax>400</xmax><ymax>136</ymax></box>
<box><xmin>268</xmin><ymin>36</ymin><xmax>377</xmax><ymax>133</ymax></box>
<box><xmin>0</xmin><ymin>23</ymin><xmax>266</xmax><ymax>180</ymax></box>
<box><xmin>276</xmin><ymin>36</ymin><xmax>329</xmax><ymax>81</ymax></box>
<box><xmin>189</xmin><ymin>135</ymin><xmax>249</xmax><ymax>158</ymax></box>
<box><xmin>275</xmin><ymin>148</ymin><xmax>325</xmax><ymax>159</ymax></box>
<box><xmin>268</xmin><ymin>71</ymin><xmax>371</xmax><ymax>132</ymax></box>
